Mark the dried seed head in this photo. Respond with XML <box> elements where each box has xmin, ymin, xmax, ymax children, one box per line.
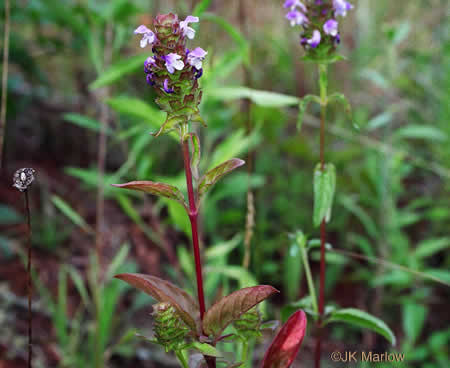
<box><xmin>13</xmin><ymin>168</ymin><xmax>36</xmax><ymax>192</ymax></box>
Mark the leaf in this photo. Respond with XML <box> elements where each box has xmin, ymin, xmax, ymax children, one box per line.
<box><xmin>193</xmin><ymin>0</ymin><xmax>213</xmax><ymax>17</ymax></box>
<box><xmin>297</xmin><ymin>94</ymin><xmax>320</xmax><ymax>131</ymax></box>
<box><xmin>207</xmin><ymin>86</ymin><xmax>299</xmax><ymax>108</ymax></box>
<box><xmin>403</xmin><ymin>303</ymin><xmax>427</xmax><ymax>345</ymax></box>
<box><xmin>111</xmin><ymin>181</ymin><xmax>187</xmax><ymax>208</ymax></box>
<box><xmin>202</xmin><ymin>285</ymin><xmax>278</xmax><ymax>339</ymax></box>
<box><xmin>63</xmin><ymin>113</ymin><xmax>112</xmax><ymax>134</ymax></box>
<box><xmin>414</xmin><ymin>237</ymin><xmax>450</xmax><ymax>259</ymax></box>
<box><xmin>106</xmin><ymin>97</ymin><xmax>166</xmax><ymax>129</ymax></box>
<box><xmin>152</xmin><ymin>114</ymin><xmax>187</xmax><ymax>138</ymax></box>
<box><xmin>190</xmin><ymin>342</ymin><xmax>223</xmax><ymax>357</ymax></box>
<box><xmin>198</xmin><ymin>159</ymin><xmax>245</xmax><ymax>198</ymax></box>
<box><xmin>313</xmin><ymin>163</ymin><xmax>336</xmax><ymax>227</ymax></box>
<box><xmin>395</xmin><ymin>125</ymin><xmax>448</xmax><ymax>142</ymax></box>
<box><xmin>115</xmin><ymin>273</ymin><xmax>201</xmax><ymax>333</ymax></box>
<box><xmin>51</xmin><ymin>195</ymin><xmax>93</xmax><ymax>234</ymax></box>
<box><xmin>326</xmin><ymin>308</ymin><xmax>396</xmax><ymax>346</ymax></box>
<box><xmin>261</xmin><ymin>310</ymin><xmax>307</xmax><ymax>368</ymax></box>
<box><xmin>90</xmin><ymin>54</ymin><xmax>147</xmax><ymax>90</ymax></box>
<box><xmin>328</xmin><ymin>92</ymin><xmax>352</xmax><ymax>123</ymax></box>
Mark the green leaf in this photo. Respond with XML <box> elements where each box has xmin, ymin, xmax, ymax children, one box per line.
<box><xmin>328</xmin><ymin>92</ymin><xmax>352</xmax><ymax>120</ymax></box>
<box><xmin>206</xmin><ymin>266</ymin><xmax>258</xmax><ymax>288</ymax></box>
<box><xmin>193</xmin><ymin>0</ymin><xmax>213</xmax><ymax>17</ymax></box>
<box><xmin>205</xmin><ymin>235</ymin><xmax>242</xmax><ymax>260</ymax></box>
<box><xmin>51</xmin><ymin>195</ymin><xmax>93</xmax><ymax>234</ymax></box>
<box><xmin>414</xmin><ymin>237</ymin><xmax>450</xmax><ymax>259</ymax></box>
<box><xmin>190</xmin><ymin>342</ymin><xmax>223</xmax><ymax>357</ymax></box>
<box><xmin>115</xmin><ymin>273</ymin><xmax>201</xmax><ymax>334</ymax></box>
<box><xmin>151</xmin><ymin>115</ymin><xmax>187</xmax><ymax>138</ymax></box>
<box><xmin>198</xmin><ymin>159</ymin><xmax>245</xmax><ymax>198</ymax></box>
<box><xmin>90</xmin><ymin>54</ymin><xmax>147</xmax><ymax>90</ymax></box>
<box><xmin>203</xmin><ymin>285</ymin><xmax>278</xmax><ymax>339</ymax></box>
<box><xmin>63</xmin><ymin>113</ymin><xmax>112</xmax><ymax>134</ymax></box>
<box><xmin>395</xmin><ymin>125</ymin><xmax>448</xmax><ymax>142</ymax></box>
<box><xmin>297</xmin><ymin>94</ymin><xmax>320</xmax><ymax>131</ymax></box>
<box><xmin>403</xmin><ymin>303</ymin><xmax>427</xmax><ymax>345</ymax></box>
<box><xmin>207</xmin><ymin>86</ymin><xmax>299</xmax><ymax>108</ymax></box>
<box><xmin>326</xmin><ymin>308</ymin><xmax>396</xmax><ymax>346</ymax></box>
<box><xmin>111</xmin><ymin>181</ymin><xmax>187</xmax><ymax>208</ymax></box>
<box><xmin>106</xmin><ymin>97</ymin><xmax>166</xmax><ymax>129</ymax></box>
<box><xmin>313</xmin><ymin>163</ymin><xmax>336</xmax><ymax>227</ymax></box>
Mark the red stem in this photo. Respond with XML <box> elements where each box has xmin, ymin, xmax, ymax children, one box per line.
<box><xmin>182</xmin><ymin>139</ymin><xmax>206</xmax><ymax>318</ymax></box>
<box><xmin>182</xmin><ymin>138</ymin><xmax>216</xmax><ymax>368</ymax></box>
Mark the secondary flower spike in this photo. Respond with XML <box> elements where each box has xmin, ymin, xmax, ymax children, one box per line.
<box><xmin>133</xmin><ymin>13</ymin><xmax>208</xmax><ymax>137</ymax></box>
<box><xmin>282</xmin><ymin>0</ymin><xmax>354</xmax><ymax>56</ymax></box>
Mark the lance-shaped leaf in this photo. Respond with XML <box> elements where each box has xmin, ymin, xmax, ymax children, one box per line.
<box><xmin>185</xmin><ymin>133</ymin><xmax>201</xmax><ymax>181</ymax></box>
<box><xmin>152</xmin><ymin>114</ymin><xmax>187</xmax><ymax>138</ymax></box>
<box><xmin>203</xmin><ymin>285</ymin><xmax>278</xmax><ymax>339</ymax></box>
<box><xmin>328</xmin><ymin>92</ymin><xmax>355</xmax><ymax>128</ymax></box>
<box><xmin>115</xmin><ymin>273</ymin><xmax>201</xmax><ymax>333</ymax></box>
<box><xmin>112</xmin><ymin>181</ymin><xmax>187</xmax><ymax>209</ymax></box>
<box><xmin>261</xmin><ymin>310</ymin><xmax>307</xmax><ymax>368</ymax></box>
<box><xmin>297</xmin><ymin>94</ymin><xmax>320</xmax><ymax>132</ymax></box>
<box><xmin>325</xmin><ymin>308</ymin><xmax>396</xmax><ymax>346</ymax></box>
<box><xmin>198</xmin><ymin>159</ymin><xmax>245</xmax><ymax>198</ymax></box>
<box><xmin>313</xmin><ymin>163</ymin><xmax>336</xmax><ymax>227</ymax></box>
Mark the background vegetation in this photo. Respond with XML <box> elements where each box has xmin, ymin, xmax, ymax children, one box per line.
<box><xmin>1</xmin><ymin>0</ymin><xmax>449</xmax><ymax>367</ymax></box>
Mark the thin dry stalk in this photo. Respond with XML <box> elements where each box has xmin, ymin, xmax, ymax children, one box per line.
<box><xmin>0</xmin><ymin>0</ymin><xmax>11</xmax><ymax>169</ymax></box>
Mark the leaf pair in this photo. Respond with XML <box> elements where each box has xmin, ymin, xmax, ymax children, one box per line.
<box><xmin>115</xmin><ymin>273</ymin><xmax>278</xmax><ymax>340</ymax></box>
<box><xmin>313</xmin><ymin>163</ymin><xmax>336</xmax><ymax>227</ymax></box>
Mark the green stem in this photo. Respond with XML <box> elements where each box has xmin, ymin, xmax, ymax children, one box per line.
<box><xmin>242</xmin><ymin>340</ymin><xmax>249</xmax><ymax>367</ymax></box>
<box><xmin>298</xmin><ymin>237</ymin><xmax>318</xmax><ymax>317</ymax></box>
<box><xmin>175</xmin><ymin>350</ymin><xmax>189</xmax><ymax>368</ymax></box>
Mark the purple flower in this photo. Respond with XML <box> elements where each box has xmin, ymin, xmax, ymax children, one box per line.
<box><xmin>194</xmin><ymin>68</ymin><xmax>203</xmax><ymax>79</ymax></box>
<box><xmin>134</xmin><ymin>25</ymin><xmax>156</xmax><ymax>48</ymax></box>
<box><xmin>180</xmin><ymin>15</ymin><xmax>199</xmax><ymax>40</ymax></box>
<box><xmin>307</xmin><ymin>30</ymin><xmax>321</xmax><ymax>48</ymax></box>
<box><xmin>146</xmin><ymin>74</ymin><xmax>155</xmax><ymax>86</ymax></box>
<box><xmin>284</xmin><ymin>0</ymin><xmax>307</xmax><ymax>13</ymax></box>
<box><xmin>163</xmin><ymin>79</ymin><xmax>174</xmax><ymax>93</ymax></box>
<box><xmin>163</xmin><ymin>53</ymin><xmax>184</xmax><ymax>74</ymax></box>
<box><xmin>286</xmin><ymin>10</ymin><xmax>308</xmax><ymax>27</ymax></box>
<box><xmin>323</xmin><ymin>19</ymin><xmax>338</xmax><ymax>36</ymax></box>
<box><xmin>333</xmin><ymin>0</ymin><xmax>354</xmax><ymax>17</ymax></box>
<box><xmin>187</xmin><ymin>47</ymin><xmax>208</xmax><ymax>70</ymax></box>
<box><xmin>144</xmin><ymin>56</ymin><xmax>156</xmax><ymax>73</ymax></box>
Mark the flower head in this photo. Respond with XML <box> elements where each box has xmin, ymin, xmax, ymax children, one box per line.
<box><xmin>323</xmin><ymin>19</ymin><xmax>338</xmax><ymax>36</ymax></box>
<box><xmin>187</xmin><ymin>47</ymin><xmax>208</xmax><ymax>70</ymax></box>
<box><xmin>333</xmin><ymin>0</ymin><xmax>354</xmax><ymax>17</ymax></box>
<box><xmin>163</xmin><ymin>53</ymin><xmax>185</xmax><ymax>74</ymax></box>
<box><xmin>134</xmin><ymin>25</ymin><xmax>156</xmax><ymax>48</ymax></box>
<box><xmin>180</xmin><ymin>15</ymin><xmax>199</xmax><ymax>39</ymax></box>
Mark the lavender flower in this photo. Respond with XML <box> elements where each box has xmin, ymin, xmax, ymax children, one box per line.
<box><xmin>286</xmin><ymin>10</ymin><xmax>309</xmax><ymax>27</ymax></box>
<box><xmin>307</xmin><ymin>30</ymin><xmax>321</xmax><ymax>48</ymax></box>
<box><xmin>144</xmin><ymin>56</ymin><xmax>156</xmax><ymax>73</ymax></box>
<box><xmin>333</xmin><ymin>0</ymin><xmax>354</xmax><ymax>17</ymax></box>
<box><xmin>134</xmin><ymin>25</ymin><xmax>156</xmax><ymax>48</ymax></box>
<box><xmin>284</xmin><ymin>0</ymin><xmax>307</xmax><ymax>12</ymax></box>
<box><xmin>187</xmin><ymin>47</ymin><xmax>208</xmax><ymax>70</ymax></box>
<box><xmin>163</xmin><ymin>53</ymin><xmax>184</xmax><ymax>74</ymax></box>
<box><xmin>180</xmin><ymin>16</ymin><xmax>199</xmax><ymax>40</ymax></box>
<box><xmin>323</xmin><ymin>19</ymin><xmax>338</xmax><ymax>36</ymax></box>
<box><xmin>163</xmin><ymin>79</ymin><xmax>174</xmax><ymax>93</ymax></box>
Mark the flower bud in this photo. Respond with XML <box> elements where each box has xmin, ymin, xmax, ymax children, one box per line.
<box><xmin>152</xmin><ymin>302</ymin><xmax>189</xmax><ymax>352</ymax></box>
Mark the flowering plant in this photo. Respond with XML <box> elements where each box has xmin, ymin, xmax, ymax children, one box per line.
<box><xmin>283</xmin><ymin>2</ymin><xmax>396</xmax><ymax>368</ymax></box>
<box><xmin>112</xmin><ymin>13</ymin><xmax>307</xmax><ymax>368</ymax></box>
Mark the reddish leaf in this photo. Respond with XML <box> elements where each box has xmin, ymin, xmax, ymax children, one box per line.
<box><xmin>198</xmin><ymin>159</ymin><xmax>245</xmax><ymax>198</ymax></box>
<box><xmin>203</xmin><ymin>285</ymin><xmax>278</xmax><ymax>339</ymax></box>
<box><xmin>112</xmin><ymin>181</ymin><xmax>187</xmax><ymax>208</ymax></box>
<box><xmin>261</xmin><ymin>310</ymin><xmax>307</xmax><ymax>368</ymax></box>
<box><xmin>115</xmin><ymin>273</ymin><xmax>201</xmax><ymax>334</ymax></box>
